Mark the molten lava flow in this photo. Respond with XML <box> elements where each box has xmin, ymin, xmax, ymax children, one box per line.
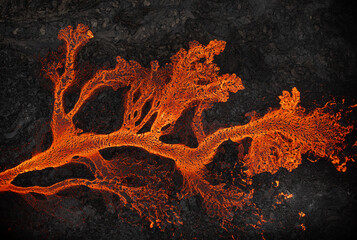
<box><xmin>301</xmin><ymin>224</ymin><xmax>306</xmax><ymax>231</ymax></box>
<box><xmin>0</xmin><ymin>24</ymin><xmax>354</xmax><ymax>228</ymax></box>
<box><xmin>299</xmin><ymin>212</ymin><xmax>306</xmax><ymax>219</ymax></box>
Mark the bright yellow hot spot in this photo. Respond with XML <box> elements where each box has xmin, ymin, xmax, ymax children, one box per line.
<box><xmin>87</xmin><ymin>30</ymin><xmax>94</xmax><ymax>38</ymax></box>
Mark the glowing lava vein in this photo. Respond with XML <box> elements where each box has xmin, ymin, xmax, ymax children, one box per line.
<box><xmin>0</xmin><ymin>24</ymin><xmax>353</xmax><ymax>227</ymax></box>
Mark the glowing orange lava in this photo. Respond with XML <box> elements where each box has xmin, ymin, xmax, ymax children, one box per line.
<box><xmin>299</xmin><ymin>212</ymin><xmax>306</xmax><ymax>219</ymax></box>
<box><xmin>0</xmin><ymin>24</ymin><xmax>354</xmax><ymax>227</ymax></box>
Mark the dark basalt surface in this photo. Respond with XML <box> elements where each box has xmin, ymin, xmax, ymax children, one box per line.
<box><xmin>1</xmin><ymin>0</ymin><xmax>356</xmax><ymax>239</ymax></box>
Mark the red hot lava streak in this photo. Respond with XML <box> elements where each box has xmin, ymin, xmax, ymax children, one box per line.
<box><xmin>0</xmin><ymin>24</ymin><xmax>354</xmax><ymax>227</ymax></box>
